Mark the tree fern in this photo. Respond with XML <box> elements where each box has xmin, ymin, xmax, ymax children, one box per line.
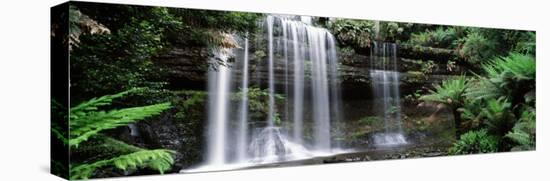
<box><xmin>505</xmin><ymin>108</ymin><xmax>536</xmax><ymax>151</ymax></box>
<box><xmin>483</xmin><ymin>53</ymin><xmax>535</xmax><ymax>81</ymax></box>
<box><xmin>481</xmin><ymin>97</ymin><xmax>515</xmax><ymax>137</ymax></box>
<box><xmin>420</xmin><ymin>75</ymin><xmax>468</xmax><ymax>107</ymax></box>
<box><xmin>420</xmin><ymin>76</ymin><xmax>469</xmax><ymax>137</ymax></box>
<box><xmin>70</xmin><ymin>149</ymin><xmax>175</xmax><ymax>180</ymax></box>
<box><xmin>69</xmin><ymin>88</ymin><xmax>171</xmax><ymax>147</ymax></box>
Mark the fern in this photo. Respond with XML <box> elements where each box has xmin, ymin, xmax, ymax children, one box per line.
<box><xmin>70</xmin><ymin>88</ymin><xmax>136</xmax><ymax>115</ymax></box>
<box><xmin>449</xmin><ymin>129</ymin><xmax>499</xmax><ymax>154</ymax></box>
<box><xmin>483</xmin><ymin>53</ymin><xmax>535</xmax><ymax>81</ymax></box>
<box><xmin>465</xmin><ymin>77</ymin><xmax>500</xmax><ymax>101</ymax></box>
<box><xmin>69</xmin><ymin>102</ymin><xmax>171</xmax><ymax>147</ymax></box>
<box><xmin>505</xmin><ymin>108</ymin><xmax>536</xmax><ymax>151</ymax></box>
<box><xmin>70</xmin><ymin>149</ymin><xmax>175</xmax><ymax>180</ymax></box>
<box><xmin>420</xmin><ymin>75</ymin><xmax>468</xmax><ymax>107</ymax></box>
<box><xmin>481</xmin><ymin>98</ymin><xmax>514</xmax><ymax>136</ymax></box>
<box><xmin>64</xmin><ymin>89</ymin><xmax>175</xmax><ymax>179</ymax></box>
<box><xmin>69</xmin><ymin>88</ymin><xmax>171</xmax><ymax>148</ymax></box>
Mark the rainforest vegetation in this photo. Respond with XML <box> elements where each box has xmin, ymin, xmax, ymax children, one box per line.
<box><xmin>51</xmin><ymin>2</ymin><xmax>535</xmax><ymax>180</ymax></box>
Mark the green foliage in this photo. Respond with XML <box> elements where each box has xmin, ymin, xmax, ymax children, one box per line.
<box><xmin>513</xmin><ymin>32</ymin><xmax>536</xmax><ymax>55</ymax></box>
<box><xmin>458</xmin><ymin>28</ymin><xmax>535</xmax><ymax>65</ymax></box>
<box><xmin>458</xmin><ymin>31</ymin><xmax>498</xmax><ymax>64</ymax></box>
<box><xmin>420</xmin><ymin>60</ymin><xmax>437</xmax><ymax>74</ymax></box>
<box><xmin>172</xmin><ymin>90</ymin><xmax>207</xmax><ymax>120</ymax></box>
<box><xmin>483</xmin><ymin>53</ymin><xmax>535</xmax><ymax>82</ymax></box>
<box><xmin>70</xmin><ymin>7</ymin><xmax>182</xmax><ymax>101</ymax></box>
<box><xmin>467</xmin><ymin>53</ymin><xmax>535</xmax><ymax>102</ymax></box>
<box><xmin>167</xmin><ymin>9</ymin><xmax>261</xmax><ymax>47</ymax></box>
<box><xmin>483</xmin><ymin>54</ymin><xmax>534</xmax><ymax>81</ymax></box>
<box><xmin>505</xmin><ymin>107</ymin><xmax>536</xmax><ymax>151</ymax></box>
<box><xmin>338</xmin><ymin>47</ymin><xmax>356</xmax><ymax>63</ymax></box>
<box><xmin>377</xmin><ymin>22</ymin><xmax>408</xmax><ymax>42</ymax></box>
<box><xmin>420</xmin><ymin>76</ymin><xmax>468</xmax><ymax>108</ymax></box>
<box><xmin>480</xmin><ymin>98</ymin><xmax>515</xmax><ymax>136</ymax></box>
<box><xmin>69</xmin><ymin>89</ymin><xmax>171</xmax><ymax>148</ymax></box>
<box><xmin>408</xmin><ymin>27</ymin><xmax>458</xmax><ymax>48</ymax></box>
<box><xmin>449</xmin><ymin>129</ymin><xmax>499</xmax><ymax>154</ymax></box>
<box><xmin>231</xmin><ymin>87</ymin><xmax>285</xmax><ymax>125</ymax></box>
<box><xmin>358</xmin><ymin>116</ymin><xmax>381</xmax><ymax>125</ymax></box>
<box><xmin>70</xmin><ymin>149</ymin><xmax>175</xmax><ymax>180</ymax></box>
<box><xmin>71</xmin><ymin>4</ymin><xmax>262</xmax><ymax>102</ymax></box>
<box><xmin>421</xmin><ymin>76</ymin><xmax>470</xmax><ymax>137</ymax></box>
<box><xmin>51</xmin><ymin>99</ymin><xmax>69</xmax><ymax>146</ymax></box>
<box><xmin>329</xmin><ymin>19</ymin><xmax>375</xmax><ymax>49</ymax></box>
<box><xmin>69</xmin><ymin>5</ymin><xmax>83</xmax><ymax>35</ymax></box>
<box><xmin>61</xmin><ymin>90</ymin><xmax>175</xmax><ymax>179</ymax></box>
<box><xmin>233</xmin><ymin>87</ymin><xmax>283</xmax><ymax>114</ymax></box>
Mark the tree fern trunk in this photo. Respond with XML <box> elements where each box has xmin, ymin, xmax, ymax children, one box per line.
<box><xmin>453</xmin><ymin>107</ymin><xmax>462</xmax><ymax>139</ymax></box>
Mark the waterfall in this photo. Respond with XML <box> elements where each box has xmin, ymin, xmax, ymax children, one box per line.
<box><xmin>370</xmin><ymin>42</ymin><xmax>407</xmax><ymax>146</ymax></box>
<box><xmin>267</xmin><ymin>16</ymin><xmax>276</xmax><ymax>128</ymax></box>
<box><xmin>235</xmin><ymin>37</ymin><xmax>250</xmax><ymax>162</ymax></box>
<box><xmin>290</xmin><ymin>19</ymin><xmax>305</xmax><ymax>144</ymax></box>
<box><xmin>200</xmin><ymin>15</ymin><xmax>342</xmax><ymax>169</ymax></box>
<box><xmin>308</xmin><ymin>27</ymin><xmax>332</xmax><ymax>150</ymax></box>
<box><xmin>206</xmin><ymin>46</ymin><xmax>233</xmax><ymax>165</ymax></box>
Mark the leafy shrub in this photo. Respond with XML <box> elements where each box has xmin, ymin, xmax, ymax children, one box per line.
<box><xmin>513</xmin><ymin>32</ymin><xmax>536</xmax><ymax>55</ymax></box>
<box><xmin>70</xmin><ymin>7</ymin><xmax>181</xmax><ymax>102</ymax></box>
<box><xmin>338</xmin><ymin>47</ymin><xmax>356</xmax><ymax>63</ymax></box>
<box><xmin>378</xmin><ymin>22</ymin><xmax>407</xmax><ymax>42</ymax></box>
<box><xmin>420</xmin><ymin>60</ymin><xmax>437</xmax><ymax>74</ymax></box>
<box><xmin>467</xmin><ymin>53</ymin><xmax>535</xmax><ymax>105</ymax></box>
<box><xmin>408</xmin><ymin>28</ymin><xmax>458</xmax><ymax>48</ymax></box>
<box><xmin>232</xmin><ymin>87</ymin><xmax>284</xmax><ymax>122</ymax></box>
<box><xmin>449</xmin><ymin>129</ymin><xmax>499</xmax><ymax>154</ymax></box>
<box><xmin>358</xmin><ymin>116</ymin><xmax>381</xmax><ymax>125</ymax></box>
<box><xmin>458</xmin><ymin>28</ymin><xmax>535</xmax><ymax>65</ymax></box>
<box><xmin>458</xmin><ymin>31</ymin><xmax>498</xmax><ymax>64</ymax></box>
<box><xmin>329</xmin><ymin>19</ymin><xmax>375</xmax><ymax>49</ymax></box>
<box><xmin>505</xmin><ymin>107</ymin><xmax>536</xmax><ymax>151</ymax></box>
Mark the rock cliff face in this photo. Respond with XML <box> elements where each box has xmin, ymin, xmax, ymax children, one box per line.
<box><xmin>152</xmin><ymin>42</ymin><xmax>466</xmax><ymax>100</ymax></box>
<box><xmin>154</xmin><ymin>47</ymin><xmax>210</xmax><ymax>90</ymax></box>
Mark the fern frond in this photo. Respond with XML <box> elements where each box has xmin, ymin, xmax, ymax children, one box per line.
<box><xmin>51</xmin><ymin>126</ymin><xmax>68</xmax><ymax>146</ymax></box>
<box><xmin>483</xmin><ymin>53</ymin><xmax>535</xmax><ymax>81</ymax></box>
<box><xmin>69</xmin><ymin>102</ymin><xmax>171</xmax><ymax>147</ymax></box>
<box><xmin>420</xmin><ymin>75</ymin><xmax>468</xmax><ymax>107</ymax></box>
<box><xmin>70</xmin><ymin>149</ymin><xmax>176</xmax><ymax>180</ymax></box>
<box><xmin>505</xmin><ymin>108</ymin><xmax>536</xmax><ymax>150</ymax></box>
<box><xmin>465</xmin><ymin>78</ymin><xmax>500</xmax><ymax>101</ymax></box>
<box><xmin>70</xmin><ymin>88</ymin><xmax>140</xmax><ymax>116</ymax></box>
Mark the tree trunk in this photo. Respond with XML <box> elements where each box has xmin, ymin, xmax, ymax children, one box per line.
<box><xmin>452</xmin><ymin>108</ymin><xmax>462</xmax><ymax>139</ymax></box>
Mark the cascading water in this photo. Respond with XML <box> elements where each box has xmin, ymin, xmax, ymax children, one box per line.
<box><xmin>205</xmin><ymin>42</ymin><xmax>233</xmax><ymax>165</ymax></box>
<box><xmin>235</xmin><ymin>37</ymin><xmax>250</xmax><ymax>162</ymax></box>
<box><xmin>195</xmin><ymin>15</ymin><xmax>343</xmax><ymax>170</ymax></box>
<box><xmin>370</xmin><ymin>42</ymin><xmax>407</xmax><ymax>146</ymax></box>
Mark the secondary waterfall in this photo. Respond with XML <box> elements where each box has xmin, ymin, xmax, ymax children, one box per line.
<box><xmin>202</xmin><ymin>15</ymin><xmax>342</xmax><ymax>168</ymax></box>
<box><xmin>369</xmin><ymin>42</ymin><xmax>407</xmax><ymax>146</ymax></box>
